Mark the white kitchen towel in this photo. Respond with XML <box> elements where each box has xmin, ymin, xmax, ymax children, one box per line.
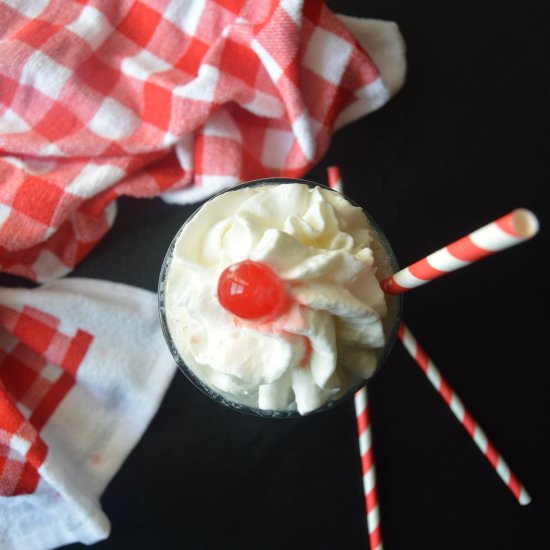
<box><xmin>0</xmin><ymin>278</ymin><xmax>177</xmax><ymax>549</ymax></box>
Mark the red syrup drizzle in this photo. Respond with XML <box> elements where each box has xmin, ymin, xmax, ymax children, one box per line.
<box><xmin>218</xmin><ymin>261</ymin><xmax>313</xmax><ymax>368</ymax></box>
<box><xmin>300</xmin><ymin>336</ymin><xmax>313</xmax><ymax>367</ymax></box>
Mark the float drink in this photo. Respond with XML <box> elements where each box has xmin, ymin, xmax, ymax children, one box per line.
<box><xmin>159</xmin><ymin>181</ymin><xmax>399</xmax><ymax>416</ymax></box>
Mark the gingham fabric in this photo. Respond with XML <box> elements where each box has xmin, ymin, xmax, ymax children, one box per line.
<box><xmin>0</xmin><ymin>0</ymin><xmax>405</xmax><ymax>282</ymax></box>
<box><xmin>0</xmin><ymin>278</ymin><xmax>176</xmax><ymax>549</ymax></box>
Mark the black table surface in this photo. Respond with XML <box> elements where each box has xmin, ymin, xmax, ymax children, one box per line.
<box><xmin>3</xmin><ymin>1</ymin><xmax>549</xmax><ymax>549</ymax></box>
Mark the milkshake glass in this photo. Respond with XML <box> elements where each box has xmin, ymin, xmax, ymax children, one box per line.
<box><xmin>158</xmin><ymin>178</ymin><xmax>402</xmax><ymax>417</ymax></box>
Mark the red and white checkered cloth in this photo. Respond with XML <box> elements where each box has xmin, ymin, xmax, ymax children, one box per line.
<box><xmin>0</xmin><ymin>278</ymin><xmax>176</xmax><ymax>549</ymax></box>
<box><xmin>0</xmin><ymin>0</ymin><xmax>405</xmax><ymax>282</ymax></box>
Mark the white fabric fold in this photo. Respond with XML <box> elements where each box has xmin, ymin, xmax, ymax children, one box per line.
<box><xmin>0</xmin><ymin>278</ymin><xmax>177</xmax><ymax>550</ymax></box>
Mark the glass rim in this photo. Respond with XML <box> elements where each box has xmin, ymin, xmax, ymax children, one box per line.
<box><xmin>158</xmin><ymin>177</ymin><xmax>403</xmax><ymax>418</ymax></box>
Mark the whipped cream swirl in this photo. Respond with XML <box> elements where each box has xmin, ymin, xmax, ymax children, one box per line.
<box><xmin>165</xmin><ymin>183</ymin><xmax>388</xmax><ymax>414</ymax></box>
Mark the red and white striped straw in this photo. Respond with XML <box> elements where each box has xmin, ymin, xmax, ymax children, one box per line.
<box><xmin>329</xmin><ymin>167</ymin><xmax>383</xmax><ymax>547</ymax></box>
<box><xmin>398</xmin><ymin>322</ymin><xmax>531</xmax><ymax>505</ymax></box>
<box><xmin>381</xmin><ymin>209</ymin><xmax>539</xmax><ymax>294</ymax></box>
<box><xmin>355</xmin><ymin>387</ymin><xmax>384</xmax><ymax>550</ymax></box>
<box><xmin>327</xmin><ymin>165</ymin><xmax>343</xmax><ymax>192</ymax></box>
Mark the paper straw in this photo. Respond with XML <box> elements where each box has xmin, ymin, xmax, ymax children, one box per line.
<box><xmin>381</xmin><ymin>209</ymin><xmax>539</xmax><ymax>294</ymax></box>
<box><xmin>327</xmin><ymin>165</ymin><xmax>343</xmax><ymax>192</ymax></box>
<box><xmin>355</xmin><ymin>387</ymin><xmax>384</xmax><ymax>550</ymax></box>
<box><xmin>330</xmin><ymin>166</ymin><xmax>384</xmax><ymax>546</ymax></box>
<box><xmin>398</xmin><ymin>322</ymin><xmax>531</xmax><ymax>505</ymax></box>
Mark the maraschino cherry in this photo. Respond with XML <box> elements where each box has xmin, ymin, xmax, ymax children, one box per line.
<box><xmin>217</xmin><ymin>260</ymin><xmax>288</xmax><ymax>321</ymax></box>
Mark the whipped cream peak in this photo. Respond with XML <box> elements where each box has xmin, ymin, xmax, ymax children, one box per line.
<box><xmin>164</xmin><ymin>182</ymin><xmax>394</xmax><ymax>415</ymax></box>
